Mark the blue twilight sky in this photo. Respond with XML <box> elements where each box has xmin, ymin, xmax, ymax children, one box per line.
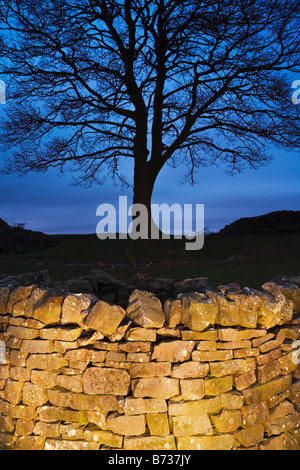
<box><xmin>0</xmin><ymin>101</ymin><xmax>299</xmax><ymax>236</ymax></box>
<box><xmin>0</xmin><ymin>9</ymin><xmax>299</xmax><ymax>237</ymax></box>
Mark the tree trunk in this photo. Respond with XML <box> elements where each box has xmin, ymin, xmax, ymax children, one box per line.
<box><xmin>131</xmin><ymin>160</ymin><xmax>159</xmax><ymax>238</ymax></box>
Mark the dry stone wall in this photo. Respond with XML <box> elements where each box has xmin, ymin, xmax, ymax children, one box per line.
<box><xmin>0</xmin><ymin>281</ymin><xmax>300</xmax><ymax>450</ymax></box>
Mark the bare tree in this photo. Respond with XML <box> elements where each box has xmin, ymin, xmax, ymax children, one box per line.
<box><xmin>1</xmin><ymin>0</ymin><xmax>300</xmax><ymax>229</ymax></box>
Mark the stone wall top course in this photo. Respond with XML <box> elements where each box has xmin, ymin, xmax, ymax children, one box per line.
<box><xmin>0</xmin><ymin>278</ymin><xmax>299</xmax><ymax>450</ymax></box>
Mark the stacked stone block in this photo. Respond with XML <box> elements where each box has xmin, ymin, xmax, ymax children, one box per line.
<box><xmin>0</xmin><ymin>281</ymin><xmax>299</xmax><ymax>450</ymax></box>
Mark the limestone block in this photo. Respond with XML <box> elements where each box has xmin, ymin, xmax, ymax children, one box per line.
<box><xmin>7</xmin><ymin>286</ymin><xmax>35</xmax><ymax>313</ymax></box>
<box><xmin>256</xmin><ymin>282</ymin><xmax>293</xmax><ymax>329</ymax></box>
<box><xmin>12</xmin><ymin>300</ymin><xmax>28</xmax><ymax>317</ymax></box>
<box><xmin>26</xmin><ymin>353</ymin><xmax>68</xmax><ymax>370</ymax></box>
<box><xmin>126</xmin><ymin>290</ymin><xmax>165</xmax><ymax>328</ymax></box>
<box><xmin>119</xmin><ymin>341</ymin><xmax>151</xmax><ymax>353</ymax></box>
<box><xmin>241</xmin><ymin>401</ymin><xmax>270</xmax><ymax>427</ymax></box>
<box><xmin>168</xmin><ymin>397</ymin><xmax>222</xmax><ymax>416</ymax></box>
<box><xmin>0</xmin><ymin>364</ymin><xmax>10</xmax><ymax>380</ymax></box>
<box><xmin>171</xmin><ymin>362</ymin><xmax>209</xmax><ymax>379</ymax></box>
<box><xmin>226</xmin><ymin>291</ymin><xmax>261</xmax><ymax>328</ymax></box>
<box><xmin>78</xmin><ymin>331</ymin><xmax>105</xmax><ymax>347</ymax></box>
<box><xmin>0</xmin><ymin>415</ymin><xmax>14</xmax><ymax>432</ymax></box>
<box><xmin>85</xmin><ymin>300</ymin><xmax>125</xmax><ymax>336</ymax></box>
<box><xmin>205</xmin><ymin>376</ymin><xmax>233</xmax><ymax>396</ymax></box>
<box><xmin>218</xmin><ymin>340</ymin><xmax>252</xmax><ymax>350</ymax></box>
<box><xmin>22</xmin><ymin>318</ymin><xmax>45</xmax><ymax>329</ymax></box>
<box><xmin>4</xmin><ymin>379</ymin><xmax>23</xmax><ymax>404</ymax></box>
<box><xmin>47</xmin><ymin>388</ymin><xmax>117</xmax><ymax>411</ymax></box>
<box><xmin>146</xmin><ymin>413</ymin><xmax>170</xmax><ymax>435</ymax></box>
<box><xmin>220</xmin><ymin>392</ymin><xmax>244</xmax><ymax>410</ymax></box>
<box><xmin>242</xmin><ymin>375</ymin><xmax>292</xmax><ymax>404</ymax></box>
<box><xmin>181</xmin><ymin>294</ymin><xmax>217</xmax><ymax>331</ymax></box>
<box><xmin>9</xmin><ymin>366</ymin><xmax>30</xmax><ymax>382</ymax></box>
<box><xmin>124</xmin><ymin>435</ymin><xmax>176</xmax><ymax>450</ymax></box>
<box><xmin>196</xmin><ymin>340</ymin><xmax>217</xmax><ymax>350</ymax></box>
<box><xmin>0</xmin><ymin>287</ymin><xmax>10</xmax><ymax>314</ymax></box>
<box><xmin>45</xmin><ymin>439</ymin><xmax>99</xmax><ymax>450</ymax></box>
<box><xmin>15</xmin><ymin>436</ymin><xmax>45</xmax><ymax>450</ymax></box>
<box><xmin>234</xmin><ymin>371</ymin><xmax>257</xmax><ymax>391</ymax></box>
<box><xmin>86</xmin><ymin>410</ymin><xmax>107</xmax><ymax>430</ymax></box>
<box><xmin>164</xmin><ymin>299</ymin><xmax>182</xmax><ymax>328</ymax></box>
<box><xmin>22</xmin><ymin>382</ymin><xmax>48</xmax><ymax>406</ymax></box>
<box><xmin>6</xmin><ymin>325</ymin><xmax>39</xmax><ymax>339</ymax></box>
<box><xmin>130</xmin><ymin>362</ymin><xmax>171</xmax><ymax>378</ymax></box>
<box><xmin>266</xmin><ymin>413</ymin><xmax>300</xmax><ymax>435</ymax></box>
<box><xmin>83</xmin><ymin>367</ymin><xmax>130</xmax><ymax>395</ymax></box>
<box><xmin>107</xmin><ymin>322</ymin><xmax>132</xmax><ymax>342</ymax></box>
<box><xmin>15</xmin><ymin>418</ymin><xmax>35</xmax><ymax>436</ymax></box>
<box><xmin>106</xmin><ymin>412</ymin><xmax>146</xmax><ymax>436</ymax></box>
<box><xmin>211</xmin><ymin>410</ymin><xmax>242</xmax><ymax>433</ymax></box>
<box><xmin>33</xmin><ymin>294</ymin><xmax>63</xmax><ymax>324</ymax></box>
<box><xmin>180</xmin><ymin>378</ymin><xmax>204</xmax><ymax>400</ymax></box>
<box><xmin>65</xmin><ymin>348</ymin><xmax>106</xmax><ymax>362</ymax></box>
<box><xmin>83</xmin><ymin>428</ymin><xmax>123</xmax><ymax>448</ymax></box>
<box><xmin>120</xmin><ymin>397</ymin><xmax>167</xmax><ymax>415</ymax></box>
<box><xmin>53</xmin><ymin>340</ymin><xmax>78</xmax><ymax>354</ymax></box>
<box><xmin>256</xmin><ymin>347</ymin><xmax>281</xmax><ymax>366</ymax></box>
<box><xmin>259</xmin><ymin>433</ymin><xmax>299</xmax><ymax>450</ymax></box>
<box><xmin>259</xmin><ymin>339</ymin><xmax>281</xmax><ymax>353</ymax></box>
<box><xmin>1</xmin><ymin>401</ymin><xmax>37</xmax><ymax>420</ymax></box>
<box><xmin>177</xmin><ymin>434</ymin><xmax>236</xmax><ymax>450</ymax></box>
<box><xmin>9</xmin><ymin>350</ymin><xmax>28</xmax><ymax>367</ymax></box>
<box><xmin>172</xmin><ymin>414</ymin><xmax>213</xmax><ymax>436</ymax></box>
<box><xmin>34</xmin><ymin>421</ymin><xmax>60</xmax><ymax>438</ymax></box>
<box><xmin>235</xmin><ymin>424</ymin><xmax>265</xmax><ymax>447</ymax></box>
<box><xmin>39</xmin><ymin>326</ymin><xmax>82</xmax><ymax>341</ymax></box>
<box><xmin>210</xmin><ymin>358</ymin><xmax>256</xmax><ymax>377</ymax></box>
<box><xmin>181</xmin><ymin>329</ymin><xmax>217</xmax><ymax>341</ymax></box>
<box><xmin>218</xmin><ymin>328</ymin><xmax>267</xmax><ymax>342</ymax></box>
<box><xmin>279</xmin><ymin>352</ymin><xmax>298</xmax><ymax>375</ymax></box>
<box><xmin>257</xmin><ymin>359</ymin><xmax>281</xmax><ymax>384</ymax></box>
<box><xmin>31</xmin><ymin>370</ymin><xmax>57</xmax><ymax>389</ymax></box>
<box><xmin>106</xmin><ymin>350</ymin><xmax>127</xmax><ymax>362</ymax></box>
<box><xmin>20</xmin><ymin>339</ymin><xmax>53</xmax><ymax>354</ymax></box>
<box><xmin>152</xmin><ymin>340</ymin><xmax>195</xmax><ymax>362</ymax></box>
<box><xmin>233</xmin><ymin>348</ymin><xmax>259</xmax><ymax>359</ymax></box>
<box><xmin>131</xmin><ymin>377</ymin><xmax>179</xmax><ymax>399</ymax></box>
<box><xmin>37</xmin><ymin>405</ymin><xmax>88</xmax><ymax>424</ymax></box>
<box><xmin>192</xmin><ymin>350</ymin><xmax>233</xmax><ymax>362</ymax></box>
<box><xmin>174</xmin><ymin>277</ymin><xmax>208</xmax><ymax>295</ymax></box>
<box><xmin>125</xmin><ymin>327</ymin><xmax>157</xmax><ymax>342</ymax></box>
<box><xmin>59</xmin><ymin>423</ymin><xmax>84</xmax><ymax>440</ymax></box>
<box><xmin>252</xmin><ymin>332</ymin><xmax>274</xmax><ymax>347</ymax></box>
<box><xmin>56</xmin><ymin>374</ymin><xmax>83</xmax><ymax>393</ymax></box>
<box><xmin>278</xmin><ymin>284</ymin><xmax>300</xmax><ymax>313</ymax></box>
<box><xmin>6</xmin><ymin>335</ymin><xmax>22</xmax><ymax>350</ymax></box>
<box><xmin>24</xmin><ymin>287</ymin><xmax>48</xmax><ymax>318</ymax></box>
<box><xmin>207</xmin><ymin>291</ymin><xmax>259</xmax><ymax>328</ymax></box>
<box><xmin>269</xmin><ymin>399</ymin><xmax>295</xmax><ymax>421</ymax></box>
<box><xmin>61</xmin><ymin>293</ymin><xmax>93</xmax><ymax>326</ymax></box>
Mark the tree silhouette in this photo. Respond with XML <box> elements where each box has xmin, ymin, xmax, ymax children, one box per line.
<box><xmin>0</xmin><ymin>0</ymin><xmax>300</xmax><ymax>229</ymax></box>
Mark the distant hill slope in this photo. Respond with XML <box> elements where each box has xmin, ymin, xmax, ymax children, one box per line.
<box><xmin>219</xmin><ymin>210</ymin><xmax>300</xmax><ymax>235</ymax></box>
<box><xmin>0</xmin><ymin>218</ymin><xmax>55</xmax><ymax>254</ymax></box>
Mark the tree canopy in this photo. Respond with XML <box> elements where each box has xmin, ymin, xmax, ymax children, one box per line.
<box><xmin>0</xmin><ymin>0</ymin><xmax>300</xmax><ymax>213</ymax></box>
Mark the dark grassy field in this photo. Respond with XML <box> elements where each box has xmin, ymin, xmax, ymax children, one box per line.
<box><xmin>1</xmin><ymin>231</ymin><xmax>299</xmax><ymax>290</ymax></box>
